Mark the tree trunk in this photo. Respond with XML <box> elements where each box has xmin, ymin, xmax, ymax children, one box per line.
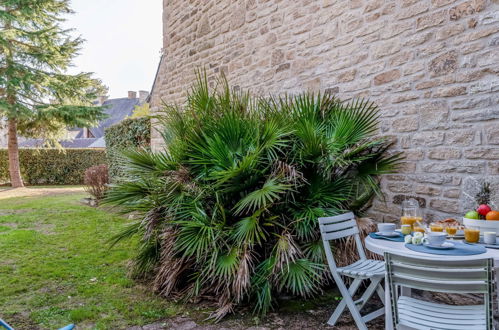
<box><xmin>7</xmin><ymin>118</ymin><xmax>24</xmax><ymax>188</ymax></box>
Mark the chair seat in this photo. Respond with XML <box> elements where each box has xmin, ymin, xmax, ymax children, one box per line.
<box><xmin>397</xmin><ymin>296</ymin><xmax>487</xmax><ymax>330</ymax></box>
<box><xmin>337</xmin><ymin>259</ymin><xmax>385</xmax><ymax>277</ymax></box>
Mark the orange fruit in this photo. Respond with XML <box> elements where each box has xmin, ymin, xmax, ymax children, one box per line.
<box><xmin>485</xmin><ymin>210</ymin><xmax>499</xmax><ymax>221</ymax></box>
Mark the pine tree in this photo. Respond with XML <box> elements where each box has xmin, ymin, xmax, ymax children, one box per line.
<box><xmin>475</xmin><ymin>182</ymin><xmax>491</xmax><ymax>205</ymax></box>
<box><xmin>0</xmin><ymin>0</ymin><xmax>106</xmax><ymax>187</ymax></box>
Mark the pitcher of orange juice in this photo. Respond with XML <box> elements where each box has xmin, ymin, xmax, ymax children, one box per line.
<box><xmin>401</xmin><ymin>199</ymin><xmax>423</xmax><ymax>230</ymax></box>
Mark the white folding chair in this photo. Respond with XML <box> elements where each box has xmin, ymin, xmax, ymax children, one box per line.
<box><xmin>385</xmin><ymin>252</ymin><xmax>495</xmax><ymax>330</ymax></box>
<box><xmin>319</xmin><ymin>212</ymin><xmax>385</xmax><ymax>329</ymax></box>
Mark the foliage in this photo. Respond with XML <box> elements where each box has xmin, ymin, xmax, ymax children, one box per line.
<box><xmin>130</xmin><ymin>103</ymin><xmax>151</xmax><ymax>119</ymax></box>
<box><xmin>105</xmin><ymin>73</ymin><xmax>402</xmax><ymax>319</ymax></box>
<box><xmin>104</xmin><ymin>117</ymin><xmax>151</xmax><ymax>182</ymax></box>
<box><xmin>475</xmin><ymin>182</ymin><xmax>491</xmax><ymax>205</ymax></box>
<box><xmin>0</xmin><ymin>148</ymin><xmax>107</xmax><ymax>185</ymax></box>
<box><xmin>0</xmin><ymin>191</ymin><xmax>178</xmax><ymax>329</ymax></box>
<box><xmin>84</xmin><ymin>164</ymin><xmax>110</xmax><ymax>202</ymax></box>
<box><xmin>0</xmin><ymin>0</ymin><xmax>107</xmax><ymax>142</ymax></box>
<box><xmin>0</xmin><ymin>0</ymin><xmax>107</xmax><ymax>187</ymax></box>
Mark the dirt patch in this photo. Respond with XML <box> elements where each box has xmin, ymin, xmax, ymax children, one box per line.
<box><xmin>128</xmin><ymin>296</ymin><xmax>385</xmax><ymax>330</ymax></box>
<box><xmin>0</xmin><ymin>221</ymin><xmax>55</xmax><ymax>235</ymax></box>
<box><xmin>0</xmin><ymin>187</ymin><xmax>84</xmax><ymax>200</ymax></box>
<box><xmin>129</xmin><ymin>288</ymin><xmax>499</xmax><ymax>330</ymax></box>
<box><xmin>0</xmin><ymin>209</ymin><xmax>32</xmax><ymax>216</ymax></box>
<box><xmin>0</xmin><ymin>222</ymin><xmax>18</xmax><ymax>229</ymax></box>
<box><xmin>32</xmin><ymin>223</ymin><xmax>56</xmax><ymax>235</ymax></box>
<box><xmin>2</xmin><ymin>313</ymin><xmax>41</xmax><ymax>330</ymax></box>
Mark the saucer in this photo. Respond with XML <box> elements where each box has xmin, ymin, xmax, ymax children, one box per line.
<box><xmin>375</xmin><ymin>231</ymin><xmax>399</xmax><ymax>237</ymax></box>
<box><xmin>424</xmin><ymin>242</ymin><xmax>454</xmax><ymax>249</ymax></box>
<box><xmin>448</xmin><ymin>234</ymin><xmax>464</xmax><ymax>239</ymax></box>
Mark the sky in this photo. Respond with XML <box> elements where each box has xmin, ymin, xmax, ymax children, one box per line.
<box><xmin>63</xmin><ymin>0</ymin><xmax>163</xmax><ymax>99</ymax></box>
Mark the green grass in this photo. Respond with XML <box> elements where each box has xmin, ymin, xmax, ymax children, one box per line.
<box><xmin>0</xmin><ymin>192</ymin><xmax>179</xmax><ymax>329</ymax></box>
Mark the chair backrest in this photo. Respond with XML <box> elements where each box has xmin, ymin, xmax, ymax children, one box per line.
<box><xmin>385</xmin><ymin>252</ymin><xmax>493</xmax><ymax>293</ymax></box>
<box><xmin>318</xmin><ymin>212</ymin><xmax>366</xmax><ymax>270</ymax></box>
<box><xmin>385</xmin><ymin>252</ymin><xmax>494</xmax><ymax>329</ymax></box>
<box><xmin>318</xmin><ymin>212</ymin><xmax>359</xmax><ymax>241</ymax></box>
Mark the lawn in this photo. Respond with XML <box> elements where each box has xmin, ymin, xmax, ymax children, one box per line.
<box><xmin>0</xmin><ymin>191</ymin><xmax>178</xmax><ymax>329</ymax></box>
<box><xmin>0</xmin><ymin>189</ymin><xmax>383</xmax><ymax>330</ymax></box>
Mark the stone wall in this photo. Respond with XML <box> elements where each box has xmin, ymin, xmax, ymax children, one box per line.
<box><xmin>150</xmin><ymin>0</ymin><xmax>499</xmax><ymax>222</ymax></box>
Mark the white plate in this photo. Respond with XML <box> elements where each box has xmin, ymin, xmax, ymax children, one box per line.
<box><xmin>424</xmin><ymin>242</ymin><xmax>454</xmax><ymax>249</ymax></box>
<box><xmin>375</xmin><ymin>231</ymin><xmax>399</xmax><ymax>237</ymax></box>
<box><xmin>448</xmin><ymin>234</ymin><xmax>464</xmax><ymax>238</ymax></box>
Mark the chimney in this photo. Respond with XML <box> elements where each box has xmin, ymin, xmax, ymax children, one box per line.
<box><xmin>138</xmin><ymin>90</ymin><xmax>150</xmax><ymax>103</ymax></box>
<box><xmin>128</xmin><ymin>91</ymin><xmax>137</xmax><ymax>99</ymax></box>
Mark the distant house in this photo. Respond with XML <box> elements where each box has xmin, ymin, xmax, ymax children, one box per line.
<box><xmin>18</xmin><ymin>90</ymin><xmax>149</xmax><ymax>149</ymax></box>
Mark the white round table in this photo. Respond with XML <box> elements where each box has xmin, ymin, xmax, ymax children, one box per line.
<box><xmin>364</xmin><ymin>236</ymin><xmax>499</xmax><ymax>330</ymax></box>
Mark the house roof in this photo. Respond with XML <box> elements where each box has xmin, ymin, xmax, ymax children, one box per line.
<box><xmin>19</xmin><ymin>96</ymin><xmax>140</xmax><ymax>149</ymax></box>
<box><xmin>19</xmin><ymin>138</ymin><xmax>104</xmax><ymax>149</ymax></box>
<box><xmin>76</xmin><ymin>97</ymin><xmax>140</xmax><ymax>138</ymax></box>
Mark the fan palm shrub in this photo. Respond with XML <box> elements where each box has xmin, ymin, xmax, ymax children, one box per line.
<box><xmin>105</xmin><ymin>72</ymin><xmax>402</xmax><ymax>319</ymax></box>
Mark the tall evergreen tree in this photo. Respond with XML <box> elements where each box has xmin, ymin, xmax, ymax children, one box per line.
<box><xmin>0</xmin><ymin>0</ymin><xmax>106</xmax><ymax>187</ymax></box>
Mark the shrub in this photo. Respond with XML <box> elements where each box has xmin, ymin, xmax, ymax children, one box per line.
<box><xmin>104</xmin><ymin>117</ymin><xmax>150</xmax><ymax>182</ymax></box>
<box><xmin>84</xmin><ymin>164</ymin><xmax>109</xmax><ymax>202</ymax></box>
<box><xmin>105</xmin><ymin>73</ymin><xmax>402</xmax><ymax>319</ymax></box>
<box><xmin>0</xmin><ymin>148</ymin><xmax>107</xmax><ymax>185</ymax></box>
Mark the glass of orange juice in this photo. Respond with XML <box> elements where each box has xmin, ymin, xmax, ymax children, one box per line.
<box><xmin>401</xmin><ymin>199</ymin><xmax>423</xmax><ymax>230</ymax></box>
<box><xmin>401</xmin><ymin>216</ymin><xmax>417</xmax><ymax>229</ymax></box>
<box><xmin>430</xmin><ymin>222</ymin><xmax>444</xmax><ymax>232</ymax></box>
<box><xmin>445</xmin><ymin>224</ymin><xmax>457</xmax><ymax>239</ymax></box>
<box><xmin>413</xmin><ymin>226</ymin><xmax>426</xmax><ymax>234</ymax></box>
<box><xmin>464</xmin><ymin>228</ymin><xmax>480</xmax><ymax>243</ymax></box>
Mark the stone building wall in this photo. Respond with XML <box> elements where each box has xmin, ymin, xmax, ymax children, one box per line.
<box><xmin>150</xmin><ymin>0</ymin><xmax>499</xmax><ymax>222</ymax></box>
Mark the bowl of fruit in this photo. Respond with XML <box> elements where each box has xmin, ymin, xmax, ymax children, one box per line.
<box><xmin>463</xmin><ymin>183</ymin><xmax>499</xmax><ymax>236</ymax></box>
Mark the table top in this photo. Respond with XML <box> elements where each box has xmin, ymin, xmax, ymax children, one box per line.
<box><xmin>365</xmin><ymin>236</ymin><xmax>499</xmax><ymax>262</ymax></box>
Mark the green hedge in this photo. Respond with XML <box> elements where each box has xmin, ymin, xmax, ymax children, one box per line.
<box><xmin>0</xmin><ymin>148</ymin><xmax>107</xmax><ymax>185</ymax></box>
<box><xmin>104</xmin><ymin>117</ymin><xmax>150</xmax><ymax>182</ymax></box>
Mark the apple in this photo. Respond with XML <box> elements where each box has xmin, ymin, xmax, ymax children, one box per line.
<box><xmin>465</xmin><ymin>210</ymin><xmax>480</xmax><ymax>220</ymax></box>
<box><xmin>477</xmin><ymin>204</ymin><xmax>492</xmax><ymax>216</ymax></box>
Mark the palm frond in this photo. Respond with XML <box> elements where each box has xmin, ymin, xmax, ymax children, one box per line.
<box><xmin>277</xmin><ymin>259</ymin><xmax>323</xmax><ymax>297</ymax></box>
<box><xmin>231</xmin><ymin>212</ymin><xmax>267</xmax><ymax>246</ymax></box>
<box><xmin>233</xmin><ymin>179</ymin><xmax>291</xmax><ymax>215</ymax></box>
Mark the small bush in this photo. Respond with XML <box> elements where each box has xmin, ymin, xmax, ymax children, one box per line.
<box><xmin>0</xmin><ymin>148</ymin><xmax>107</xmax><ymax>185</ymax></box>
<box><xmin>84</xmin><ymin>164</ymin><xmax>109</xmax><ymax>202</ymax></box>
<box><xmin>104</xmin><ymin>117</ymin><xmax>150</xmax><ymax>182</ymax></box>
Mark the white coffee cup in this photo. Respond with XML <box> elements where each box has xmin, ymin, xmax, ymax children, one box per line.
<box><xmin>424</xmin><ymin>232</ymin><xmax>447</xmax><ymax>246</ymax></box>
<box><xmin>378</xmin><ymin>223</ymin><xmax>396</xmax><ymax>235</ymax></box>
<box><xmin>484</xmin><ymin>232</ymin><xmax>497</xmax><ymax>245</ymax></box>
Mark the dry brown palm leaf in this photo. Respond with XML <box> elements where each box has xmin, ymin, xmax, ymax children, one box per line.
<box><xmin>209</xmin><ymin>297</ymin><xmax>234</xmax><ymax>322</ymax></box>
<box><xmin>141</xmin><ymin>207</ymin><xmax>164</xmax><ymax>240</ymax></box>
<box><xmin>334</xmin><ymin>217</ymin><xmax>381</xmax><ymax>267</ymax></box>
<box><xmin>153</xmin><ymin>228</ymin><xmax>190</xmax><ymax>296</ymax></box>
<box><xmin>232</xmin><ymin>246</ymin><xmax>253</xmax><ymax>303</ymax></box>
<box><xmin>165</xmin><ymin>166</ymin><xmax>199</xmax><ymax>193</ymax></box>
<box><xmin>274</xmin><ymin>231</ymin><xmax>303</xmax><ymax>272</ymax></box>
<box><xmin>272</xmin><ymin>160</ymin><xmax>306</xmax><ymax>186</ymax></box>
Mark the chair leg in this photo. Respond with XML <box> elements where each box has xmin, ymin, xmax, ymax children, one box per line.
<box><xmin>376</xmin><ymin>280</ymin><xmax>385</xmax><ymax>304</ymax></box>
<box><xmin>344</xmin><ymin>293</ymin><xmax>369</xmax><ymax>330</ymax></box>
<box><xmin>358</xmin><ymin>277</ymin><xmax>383</xmax><ymax>311</ymax></box>
<box><xmin>328</xmin><ymin>278</ymin><xmax>362</xmax><ymax>326</ymax></box>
